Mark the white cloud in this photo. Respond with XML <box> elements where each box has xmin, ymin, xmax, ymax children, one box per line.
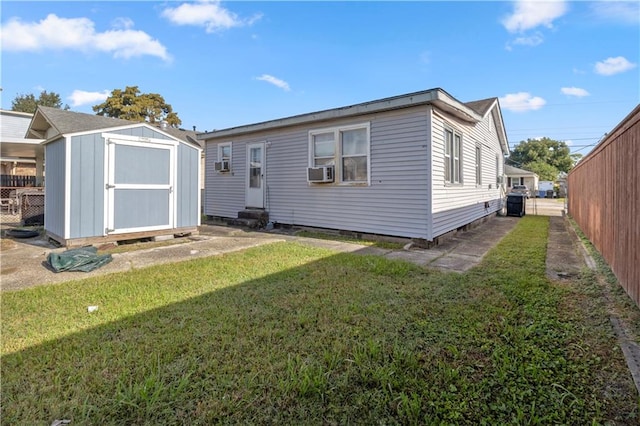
<box><xmin>112</xmin><ymin>17</ymin><xmax>135</xmax><ymax>30</ymax></box>
<box><xmin>94</xmin><ymin>29</ymin><xmax>169</xmax><ymax>60</ymax></box>
<box><xmin>499</xmin><ymin>92</ymin><xmax>546</xmax><ymax>112</ymax></box>
<box><xmin>0</xmin><ymin>14</ymin><xmax>170</xmax><ymax>61</ymax></box>
<box><xmin>561</xmin><ymin>87</ymin><xmax>590</xmax><ymax>97</ymax></box>
<box><xmin>502</xmin><ymin>0</ymin><xmax>568</xmax><ymax>32</ymax></box>
<box><xmin>162</xmin><ymin>0</ymin><xmax>262</xmax><ymax>33</ymax></box>
<box><xmin>68</xmin><ymin>89</ymin><xmax>110</xmax><ymax>107</ymax></box>
<box><xmin>256</xmin><ymin>74</ymin><xmax>290</xmax><ymax>91</ymax></box>
<box><xmin>594</xmin><ymin>56</ymin><xmax>637</xmax><ymax>76</ymax></box>
<box><xmin>509</xmin><ymin>32</ymin><xmax>544</xmax><ymax>48</ymax></box>
<box><xmin>590</xmin><ymin>1</ymin><xmax>640</xmax><ymax>25</ymax></box>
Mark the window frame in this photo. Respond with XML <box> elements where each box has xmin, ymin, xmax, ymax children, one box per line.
<box><xmin>444</xmin><ymin>127</ymin><xmax>463</xmax><ymax>185</ymax></box>
<box><xmin>217</xmin><ymin>142</ymin><xmax>232</xmax><ymax>166</ymax></box>
<box><xmin>308</xmin><ymin>122</ymin><xmax>371</xmax><ymax>185</ymax></box>
<box><xmin>475</xmin><ymin>143</ymin><xmax>482</xmax><ymax>186</ymax></box>
<box><xmin>509</xmin><ymin>177</ymin><xmax>522</xmax><ymax>187</ymax></box>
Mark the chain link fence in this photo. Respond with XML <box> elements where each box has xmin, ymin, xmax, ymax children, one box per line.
<box><xmin>1</xmin><ymin>188</ymin><xmax>44</xmax><ymax>226</ymax></box>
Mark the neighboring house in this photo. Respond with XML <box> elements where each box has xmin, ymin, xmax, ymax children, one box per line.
<box><xmin>504</xmin><ymin>165</ymin><xmax>538</xmax><ymax>195</ymax></box>
<box><xmin>0</xmin><ymin>110</ymin><xmax>44</xmax><ymax>186</ymax></box>
<box><xmin>26</xmin><ymin>106</ymin><xmax>201</xmax><ymax>247</ymax></box>
<box><xmin>199</xmin><ymin>88</ymin><xmax>510</xmax><ymax>242</ymax></box>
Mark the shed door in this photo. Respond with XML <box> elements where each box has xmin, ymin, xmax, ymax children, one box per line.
<box><xmin>106</xmin><ymin>138</ymin><xmax>175</xmax><ymax>235</ymax></box>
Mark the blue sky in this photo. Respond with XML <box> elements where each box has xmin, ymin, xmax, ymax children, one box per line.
<box><xmin>1</xmin><ymin>1</ymin><xmax>638</xmax><ymax>156</ymax></box>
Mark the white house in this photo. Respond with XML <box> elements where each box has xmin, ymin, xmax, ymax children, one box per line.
<box><xmin>504</xmin><ymin>165</ymin><xmax>539</xmax><ymax>194</ymax></box>
<box><xmin>199</xmin><ymin>88</ymin><xmax>510</xmax><ymax>243</ymax></box>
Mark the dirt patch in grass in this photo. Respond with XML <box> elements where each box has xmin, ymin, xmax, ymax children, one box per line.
<box><xmin>0</xmin><ymin>238</ymin><xmax>16</xmax><ymax>251</ymax></box>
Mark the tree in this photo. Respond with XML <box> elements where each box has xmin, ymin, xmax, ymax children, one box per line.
<box><xmin>521</xmin><ymin>160</ymin><xmax>560</xmax><ymax>181</ymax></box>
<box><xmin>508</xmin><ymin>137</ymin><xmax>575</xmax><ymax>180</ymax></box>
<box><xmin>11</xmin><ymin>90</ymin><xmax>69</xmax><ymax>113</ymax></box>
<box><xmin>92</xmin><ymin>86</ymin><xmax>182</xmax><ymax>127</ymax></box>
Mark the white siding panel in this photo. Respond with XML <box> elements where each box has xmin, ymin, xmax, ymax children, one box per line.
<box><xmin>205</xmin><ymin>108</ymin><xmax>432</xmax><ymax>238</ymax></box>
<box><xmin>204</xmin><ymin>140</ymin><xmax>245</xmax><ymax>217</ymax></box>
<box><xmin>430</xmin><ymin>108</ymin><xmax>505</xmax><ymax>238</ymax></box>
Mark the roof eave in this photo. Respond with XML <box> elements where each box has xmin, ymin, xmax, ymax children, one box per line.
<box><xmin>40</xmin><ymin>122</ymin><xmax>202</xmax><ymax>151</ymax></box>
<box><xmin>199</xmin><ymin>88</ymin><xmax>482</xmax><ymax>141</ymax></box>
<box><xmin>26</xmin><ymin>108</ymin><xmax>61</xmax><ymax>140</ymax></box>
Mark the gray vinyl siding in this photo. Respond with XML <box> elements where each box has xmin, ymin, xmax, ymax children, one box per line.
<box><xmin>44</xmin><ymin>138</ymin><xmax>66</xmax><ymax>237</ymax></box>
<box><xmin>204</xmin><ymin>141</ymin><xmax>245</xmax><ymax>217</ymax></box>
<box><xmin>205</xmin><ymin>108</ymin><xmax>432</xmax><ymax>238</ymax></box>
<box><xmin>430</xmin><ymin>108</ymin><xmax>504</xmax><ymax>238</ymax></box>
<box><xmin>69</xmin><ymin>133</ymin><xmax>105</xmax><ymax>238</ymax></box>
<box><xmin>176</xmin><ymin>143</ymin><xmax>200</xmax><ymax>227</ymax></box>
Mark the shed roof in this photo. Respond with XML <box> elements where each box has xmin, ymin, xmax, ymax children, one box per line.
<box><xmin>27</xmin><ymin>106</ymin><xmax>203</xmax><ymax>148</ymax></box>
<box><xmin>152</xmin><ymin>125</ymin><xmax>202</xmax><ymax>148</ymax></box>
<box><xmin>27</xmin><ymin>106</ymin><xmax>132</xmax><ymax>139</ymax></box>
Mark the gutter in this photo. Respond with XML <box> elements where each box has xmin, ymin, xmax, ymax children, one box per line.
<box><xmin>198</xmin><ymin>88</ymin><xmax>482</xmax><ymax>141</ymax></box>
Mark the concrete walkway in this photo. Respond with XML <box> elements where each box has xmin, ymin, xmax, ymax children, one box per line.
<box><xmin>1</xmin><ymin>215</ymin><xmax>522</xmax><ymax>292</ymax></box>
<box><xmin>0</xmin><ymin>198</ymin><xmax>567</xmax><ymax>292</ymax></box>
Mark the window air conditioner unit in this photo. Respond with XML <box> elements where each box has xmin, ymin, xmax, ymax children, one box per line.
<box><xmin>308</xmin><ymin>166</ymin><xmax>334</xmax><ymax>183</ymax></box>
<box><xmin>215</xmin><ymin>160</ymin><xmax>230</xmax><ymax>172</ymax></box>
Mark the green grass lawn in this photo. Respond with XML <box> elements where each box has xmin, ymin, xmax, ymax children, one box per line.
<box><xmin>2</xmin><ymin>216</ymin><xmax>638</xmax><ymax>424</ymax></box>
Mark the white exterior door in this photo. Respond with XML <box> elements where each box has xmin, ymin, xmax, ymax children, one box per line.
<box><xmin>246</xmin><ymin>142</ymin><xmax>265</xmax><ymax>208</ymax></box>
<box><xmin>105</xmin><ymin>136</ymin><xmax>175</xmax><ymax>235</ymax></box>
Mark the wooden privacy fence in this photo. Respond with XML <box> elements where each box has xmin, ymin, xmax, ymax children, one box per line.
<box><xmin>568</xmin><ymin>104</ymin><xmax>640</xmax><ymax>308</ymax></box>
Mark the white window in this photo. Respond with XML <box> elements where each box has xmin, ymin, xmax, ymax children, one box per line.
<box><xmin>218</xmin><ymin>142</ymin><xmax>231</xmax><ymax>163</ymax></box>
<box><xmin>309</xmin><ymin>123</ymin><xmax>370</xmax><ymax>184</ymax></box>
<box><xmin>444</xmin><ymin>128</ymin><xmax>462</xmax><ymax>184</ymax></box>
<box><xmin>475</xmin><ymin>144</ymin><xmax>482</xmax><ymax>185</ymax></box>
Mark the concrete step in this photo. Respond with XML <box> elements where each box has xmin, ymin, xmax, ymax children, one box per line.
<box><xmin>226</xmin><ymin>218</ymin><xmax>262</xmax><ymax>229</ymax></box>
<box><xmin>237</xmin><ymin>209</ymin><xmax>269</xmax><ymax>221</ymax></box>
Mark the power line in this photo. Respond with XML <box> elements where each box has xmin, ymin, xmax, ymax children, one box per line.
<box><xmin>508</xmin><ymin>125</ymin><xmax>612</xmax><ymax>132</ymax></box>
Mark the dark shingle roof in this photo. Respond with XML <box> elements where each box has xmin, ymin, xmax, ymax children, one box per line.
<box><xmin>35</xmin><ymin>106</ymin><xmax>133</xmax><ymax>135</ymax></box>
<box><xmin>152</xmin><ymin>125</ymin><xmax>202</xmax><ymax>147</ymax></box>
<box><xmin>464</xmin><ymin>98</ymin><xmax>496</xmax><ymax>116</ymax></box>
<box><xmin>505</xmin><ymin>165</ymin><xmax>537</xmax><ymax>176</ymax></box>
<box><xmin>30</xmin><ymin>107</ymin><xmax>202</xmax><ymax>148</ymax></box>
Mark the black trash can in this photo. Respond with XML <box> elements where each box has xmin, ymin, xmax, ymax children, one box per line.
<box><xmin>546</xmin><ymin>189</ymin><xmax>554</xmax><ymax>198</ymax></box>
<box><xmin>506</xmin><ymin>194</ymin><xmax>526</xmax><ymax>217</ymax></box>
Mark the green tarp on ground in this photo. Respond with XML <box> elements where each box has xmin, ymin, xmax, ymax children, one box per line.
<box><xmin>47</xmin><ymin>246</ymin><xmax>113</xmax><ymax>273</ymax></box>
